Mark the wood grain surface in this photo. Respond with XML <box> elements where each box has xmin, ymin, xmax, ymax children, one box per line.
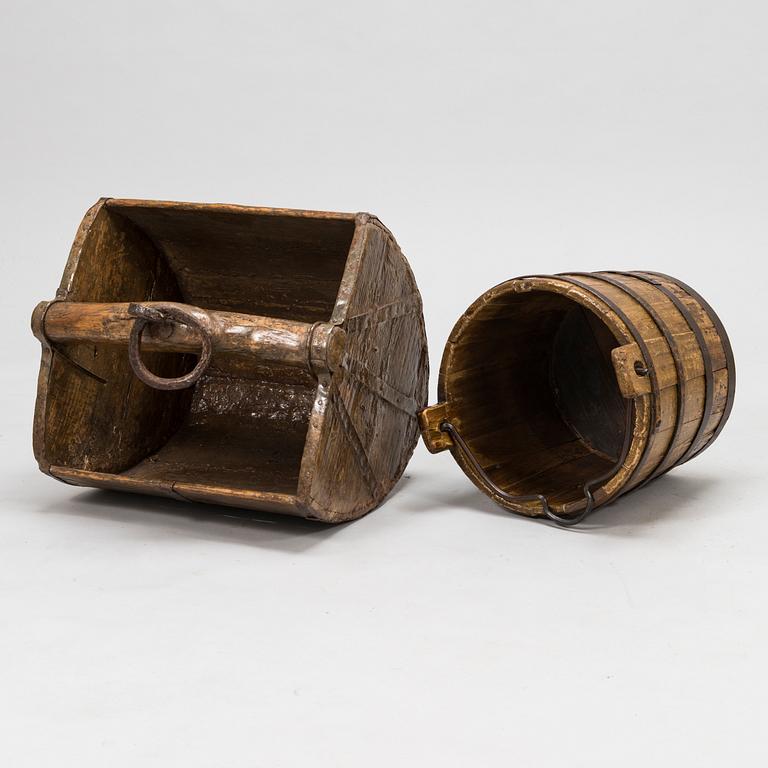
<box><xmin>32</xmin><ymin>199</ymin><xmax>428</xmax><ymax>522</ymax></box>
<box><xmin>420</xmin><ymin>271</ymin><xmax>734</xmax><ymax>519</ymax></box>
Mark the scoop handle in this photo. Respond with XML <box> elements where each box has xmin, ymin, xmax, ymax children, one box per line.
<box><xmin>32</xmin><ymin>300</ymin><xmax>346</xmax><ymax>388</ymax></box>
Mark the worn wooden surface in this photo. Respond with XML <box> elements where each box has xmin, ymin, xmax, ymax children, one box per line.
<box><xmin>36</xmin><ymin>301</ymin><xmax>346</xmax><ymax>375</ymax></box>
<box><xmin>33</xmin><ymin>199</ymin><xmax>428</xmax><ymax>522</ymax></box>
<box><xmin>297</xmin><ymin>215</ymin><xmax>429</xmax><ymax>521</ymax></box>
<box><xmin>420</xmin><ymin>271</ymin><xmax>734</xmax><ymax>519</ymax></box>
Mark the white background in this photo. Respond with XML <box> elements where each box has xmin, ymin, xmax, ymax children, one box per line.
<box><xmin>1</xmin><ymin>2</ymin><xmax>766</xmax><ymax>765</ymax></box>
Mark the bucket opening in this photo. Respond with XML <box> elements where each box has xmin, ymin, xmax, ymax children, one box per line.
<box><xmin>445</xmin><ymin>288</ymin><xmax>630</xmax><ymax>509</ymax></box>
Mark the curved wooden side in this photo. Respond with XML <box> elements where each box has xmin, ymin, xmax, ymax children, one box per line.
<box><xmin>637</xmin><ymin>272</ymin><xmax>735</xmax><ymax>462</ymax></box>
<box><xmin>563</xmin><ymin>271</ymin><xmax>733</xmax><ymax>493</ymax></box>
<box><xmin>297</xmin><ymin>214</ymin><xmax>429</xmax><ymax>522</ymax></box>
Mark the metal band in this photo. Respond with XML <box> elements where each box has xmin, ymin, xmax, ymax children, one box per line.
<box><xmin>642</xmin><ymin>272</ymin><xmax>735</xmax><ymax>461</ymax></box>
<box><xmin>548</xmin><ymin>274</ymin><xmax>660</xmax><ymax>497</ymax></box>
<box><xmin>626</xmin><ymin>271</ymin><xmax>715</xmax><ymax>467</ymax></box>
<box><xmin>584</xmin><ymin>272</ymin><xmax>686</xmax><ymax>485</ymax></box>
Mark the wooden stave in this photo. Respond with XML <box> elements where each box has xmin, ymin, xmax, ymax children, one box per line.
<box><xmin>558</xmin><ymin>271</ymin><xmax>733</xmax><ymax>496</ymax></box>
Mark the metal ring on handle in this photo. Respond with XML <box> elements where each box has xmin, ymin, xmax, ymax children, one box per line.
<box><xmin>127</xmin><ymin>302</ymin><xmax>213</xmax><ymax>390</ymax></box>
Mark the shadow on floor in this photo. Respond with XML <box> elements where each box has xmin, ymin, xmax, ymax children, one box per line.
<box><xmin>36</xmin><ymin>472</ymin><xmax>417</xmax><ymax>552</ymax></box>
<box><xmin>405</xmin><ymin>469</ymin><xmax>730</xmax><ymax>535</ymax></box>
<box><xmin>49</xmin><ymin>488</ymin><xmax>347</xmax><ymax>552</ymax></box>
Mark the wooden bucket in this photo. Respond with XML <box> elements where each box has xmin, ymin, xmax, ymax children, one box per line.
<box><xmin>32</xmin><ymin>199</ymin><xmax>428</xmax><ymax>523</ymax></box>
<box><xmin>419</xmin><ymin>272</ymin><xmax>735</xmax><ymax>525</ymax></box>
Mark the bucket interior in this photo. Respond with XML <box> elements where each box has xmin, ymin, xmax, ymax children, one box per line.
<box><xmin>445</xmin><ymin>289</ymin><xmax>630</xmax><ymax>508</ymax></box>
<box><xmin>43</xmin><ymin>202</ymin><xmax>356</xmax><ymax>496</ymax></box>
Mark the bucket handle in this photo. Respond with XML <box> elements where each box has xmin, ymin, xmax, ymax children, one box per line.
<box><xmin>438</xmin><ymin>421</ymin><xmax>597</xmax><ymax>527</ymax></box>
